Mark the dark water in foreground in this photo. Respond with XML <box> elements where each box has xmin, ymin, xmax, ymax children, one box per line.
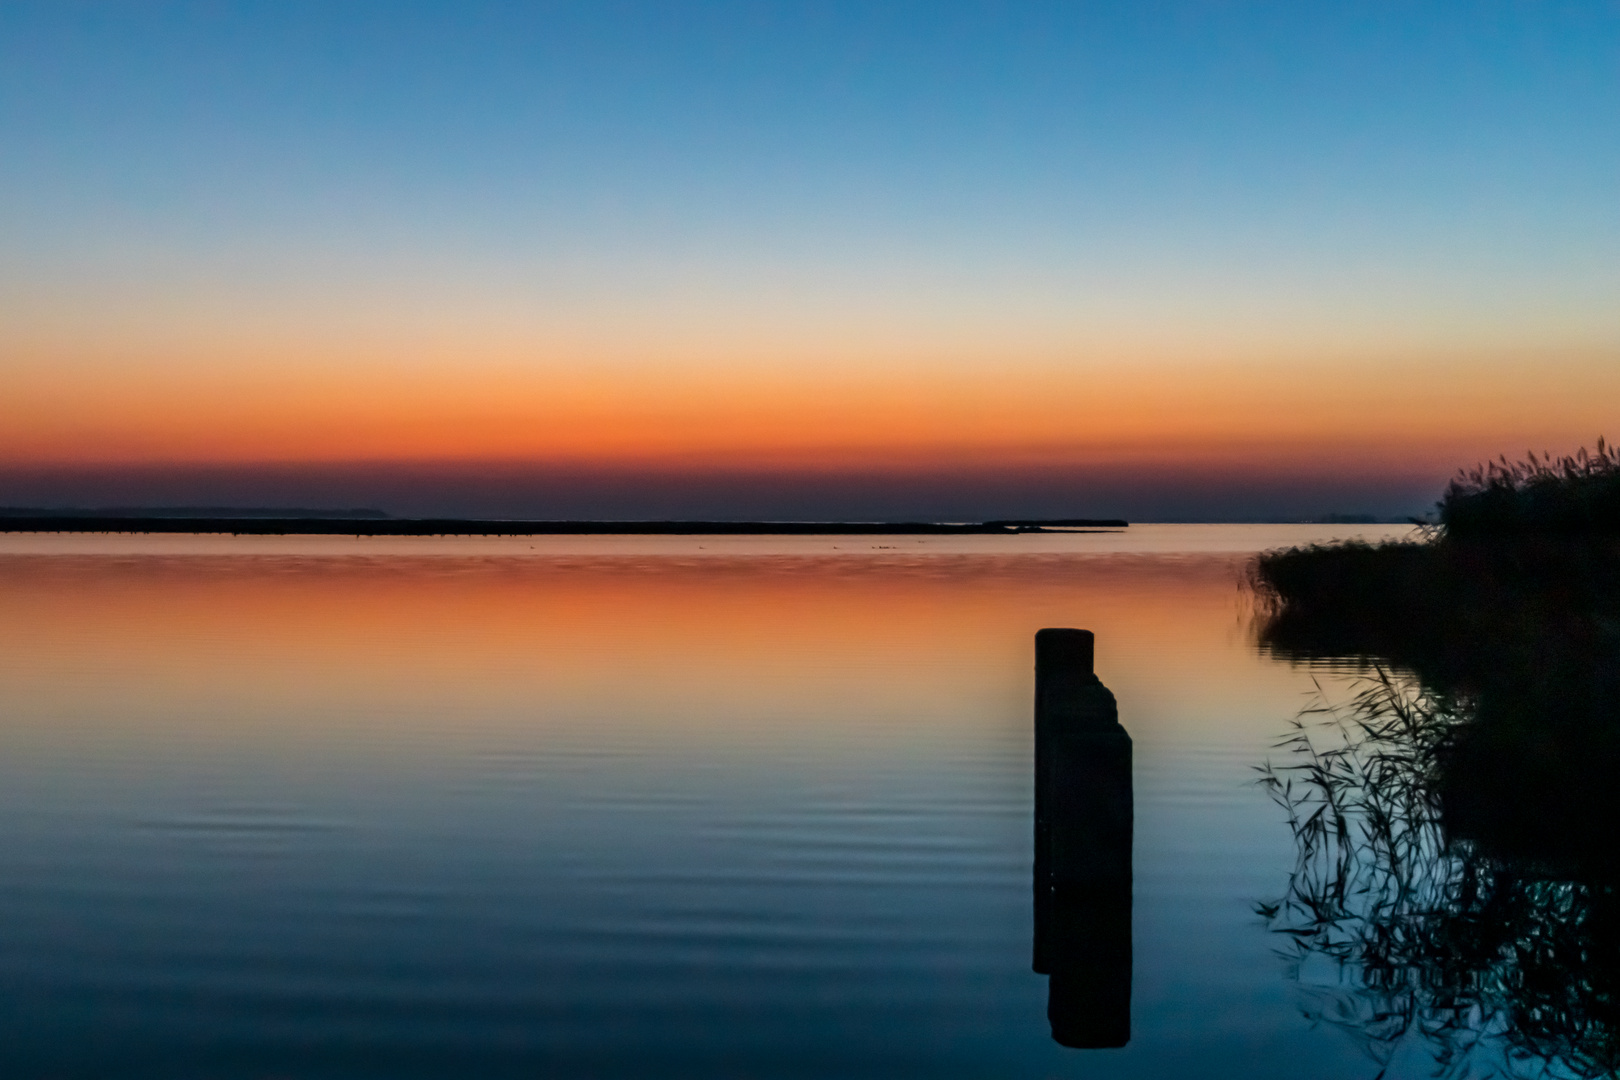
<box><xmin>0</xmin><ymin>525</ymin><xmax>1449</xmax><ymax>1078</ymax></box>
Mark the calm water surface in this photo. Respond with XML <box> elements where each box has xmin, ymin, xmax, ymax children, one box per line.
<box><xmin>0</xmin><ymin>525</ymin><xmax>1418</xmax><ymax>1078</ymax></box>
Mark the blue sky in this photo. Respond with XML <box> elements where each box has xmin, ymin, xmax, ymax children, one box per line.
<box><xmin>2</xmin><ymin>2</ymin><xmax>1617</xmax><ymax>518</ymax></box>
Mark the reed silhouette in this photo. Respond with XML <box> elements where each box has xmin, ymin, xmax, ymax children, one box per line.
<box><xmin>1249</xmin><ymin>444</ymin><xmax>1620</xmax><ymax>1076</ymax></box>
<box><xmin>1441</xmin><ymin>439</ymin><xmax>1620</xmax><ymax>538</ymax></box>
<box><xmin>1252</xmin><ymin>441</ymin><xmax>1620</xmax><ymax>684</ymax></box>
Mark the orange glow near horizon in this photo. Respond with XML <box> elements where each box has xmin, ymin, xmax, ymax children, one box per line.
<box><xmin>7</xmin><ymin>339</ymin><xmax>1618</xmax><ymax>475</ymax></box>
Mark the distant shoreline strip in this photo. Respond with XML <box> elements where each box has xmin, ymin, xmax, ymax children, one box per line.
<box><xmin>0</xmin><ymin>516</ymin><xmax>1128</xmax><ymax>536</ymax></box>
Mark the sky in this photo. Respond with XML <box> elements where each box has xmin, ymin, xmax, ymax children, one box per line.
<box><xmin>2</xmin><ymin>1</ymin><xmax>1617</xmax><ymax>520</ymax></box>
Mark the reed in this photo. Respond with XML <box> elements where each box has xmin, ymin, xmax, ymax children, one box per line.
<box><xmin>1249</xmin><ymin>442</ymin><xmax>1620</xmax><ymax>686</ymax></box>
<box><xmin>1442</xmin><ymin>438</ymin><xmax>1620</xmax><ymax>537</ymax></box>
<box><xmin>1249</xmin><ymin>443</ymin><xmax>1620</xmax><ymax>1075</ymax></box>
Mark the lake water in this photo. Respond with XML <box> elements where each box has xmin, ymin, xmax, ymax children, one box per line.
<box><xmin>0</xmin><ymin>524</ymin><xmax>1423</xmax><ymax>1078</ymax></box>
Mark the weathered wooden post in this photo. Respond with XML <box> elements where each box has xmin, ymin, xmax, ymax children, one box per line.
<box><xmin>1032</xmin><ymin>628</ymin><xmax>1132</xmax><ymax>1049</ymax></box>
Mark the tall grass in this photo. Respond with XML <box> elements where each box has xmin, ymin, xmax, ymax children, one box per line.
<box><xmin>1248</xmin><ymin>442</ymin><xmax>1620</xmax><ymax>1075</ymax></box>
<box><xmin>1442</xmin><ymin>439</ymin><xmax>1620</xmax><ymax>537</ymax></box>
<box><xmin>1248</xmin><ymin>441</ymin><xmax>1620</xmax><ymax>683</ymax></box>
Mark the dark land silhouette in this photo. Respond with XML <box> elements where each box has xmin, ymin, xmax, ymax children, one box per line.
<box><xmin>0</xmin><ymin>506</ymin><xmax>392</xmax><ymax>520</ymax></box>
<box><xmin>1032</xmin><ymin>629</ymin><xmax>1132</xmax><ymax>1050</ymax></box>
<box><xmin>0</xmin><ymin>514</ymin><xmax>1126</xmax><ymax>536</ymax></box>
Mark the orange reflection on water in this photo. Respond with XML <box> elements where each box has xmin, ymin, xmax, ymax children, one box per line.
<box><xmin>0</xmin><ymin>535</ymin><xmax>1339</xmax><ymax>762</ymax></box>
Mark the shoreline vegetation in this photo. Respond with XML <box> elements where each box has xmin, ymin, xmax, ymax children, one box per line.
<box><xmin>1251</xmin><ymin>440</ymin><xmax>1620</xmax><ymax>675</ymax></box>
<box><xmin>1250</xmin><ymin>442</ymin><xmax>1620</xmax><ymax>1077</ymax></box>
<box><xmin>0</xmin><ymin>514</ymin><xmax>1127</xmax><ymax>536</ymax></box>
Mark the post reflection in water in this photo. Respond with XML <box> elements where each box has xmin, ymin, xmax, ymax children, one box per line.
<box><xmin>1031</xmin><ymin>628</ymin><xmax>1133</xmax><ymax>1050</ymax></box>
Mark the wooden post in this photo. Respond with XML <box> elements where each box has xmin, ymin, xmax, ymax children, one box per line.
<box><xmin>1033</xmin><ymin>628</ymin><xmax>1132</xmax><ymax>1049</ymax></box>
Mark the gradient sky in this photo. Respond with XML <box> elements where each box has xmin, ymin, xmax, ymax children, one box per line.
<box><xmin>2</xmin><ymin>1</ymin><xmax>1617</xmax><ymax>519</ymax></box>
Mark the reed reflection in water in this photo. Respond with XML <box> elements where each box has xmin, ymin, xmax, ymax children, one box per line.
<box><xmin>1255</xmin><ymin>537</ymin><xmax>1620</xmax><ymax>1078</ymax></box>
